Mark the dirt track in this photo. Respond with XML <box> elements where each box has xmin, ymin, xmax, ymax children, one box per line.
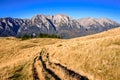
<box><xmin>32</xmin><ymin>49</ymin><xmax>89</xmax><ymax>80</ymax></box>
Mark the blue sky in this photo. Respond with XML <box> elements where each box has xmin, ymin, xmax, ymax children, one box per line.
<box><xmin>0</xmin><ymin>0</ymin><xmax>120</xmax><ymax>22</ymax></box>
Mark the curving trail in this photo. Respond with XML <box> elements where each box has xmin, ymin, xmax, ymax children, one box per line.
<box><xmin>32</xmin><ymin>49</ymin><xmax>89</xmax><ymax>80</ymax></box>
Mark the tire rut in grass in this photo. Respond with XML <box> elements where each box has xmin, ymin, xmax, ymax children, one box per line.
<box><xmin>33</xmin><ymin>49</ymin><xmax>89</xmax><ymax>80</ymax></box>
<box><xmin>32</xmin><ymin>57</ymin><xmax>39</xmax><ymax>80</ymax></box>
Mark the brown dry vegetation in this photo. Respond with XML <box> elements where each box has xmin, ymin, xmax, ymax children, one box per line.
<box><xmin>0</xmin><ymin>38</ymin><xmax>62</xmax><ymax>80</ymax></box>
<box><xmin>0</xmin><ymin>27</ymin><xmax>120</xmax><ymax>80</ymax></box>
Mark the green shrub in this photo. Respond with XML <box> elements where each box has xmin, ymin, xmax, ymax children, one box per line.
<box><xmin>21</xmin><ymin>35</ymin><xmax>31</xmax><ymax>40</ymax></box>
<box><xmin>20</xmin><ymin>33</ymin><xmax>62</xmax><ymax>40</ymax></box>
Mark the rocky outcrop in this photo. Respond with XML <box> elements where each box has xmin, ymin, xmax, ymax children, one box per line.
<box><xmin>0</xmin><ymin>14</ymin><xmax>120</xmax><ymax>38</ymax></box>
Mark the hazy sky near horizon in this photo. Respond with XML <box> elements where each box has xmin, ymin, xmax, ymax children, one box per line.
<box><xmin>0</xmin><ymin>0</ymin><xmax>120</xmax><ymax>22</ymax></box>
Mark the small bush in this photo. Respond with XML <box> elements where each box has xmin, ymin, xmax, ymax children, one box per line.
<box><xmin>21</xmin><ymin>35</ymin><xmax>31</xmax><ymax>40</ymax></box>
<box><xmin>57</xmin><ymin>44</ymin><xmax>62</xmax><ymax>47</ymax></box>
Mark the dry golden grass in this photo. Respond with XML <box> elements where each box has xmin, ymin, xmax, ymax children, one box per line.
<box><xmin>0</xmin><ymin>27</ymin><xmax>120</xmax><ymax>80</ymax></box>
<box><xmin>46</xmin><ymin>28</ymin><xmax>120</xmax><ymax>80</ymax></box>
<box><xmin>0</xmin><ymin>37</ymin><xmax>63</xmax><ymax>80</ymax></box>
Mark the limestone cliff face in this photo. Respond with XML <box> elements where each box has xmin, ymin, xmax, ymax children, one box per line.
<box><xmin>0</xmin><ymin>14</ymin><xmax>120</xmax><ymax>38</ymax></box>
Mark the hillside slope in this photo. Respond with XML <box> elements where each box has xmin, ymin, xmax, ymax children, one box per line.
<box><xmin>0</xmin><ymin>38</ymin><xmax>63</xmax><ymax>80</ymax></box>
<box><xmin>0</xmin><ymin>27</ymin><xmax>120</xmax><ymax>80</ymax></box>
<box><xmin>44</xmin><ymin>27</ymin><xmax>120</xmax><ymax>80</ymax></box>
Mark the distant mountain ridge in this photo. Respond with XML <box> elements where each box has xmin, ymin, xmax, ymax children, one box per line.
<box><xmin>0</xmin><ymin>14</ymin><xmax>120</xmax><ymax>38</ymax></box>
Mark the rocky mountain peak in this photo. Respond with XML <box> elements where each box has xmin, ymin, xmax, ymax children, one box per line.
<box><xmin>53</xmin><ymin>14</ymin><xmax>70</xmax><ymax>23</ymax></box>
<box><xmin>31</xmin><ymin>14</ymin><xmax>46</xmax><ymax>24</ymax></box>
<box><xmin>0</xmin><ymin>14</ymin><xmax>120</xmax><ymax>38</ymax></box>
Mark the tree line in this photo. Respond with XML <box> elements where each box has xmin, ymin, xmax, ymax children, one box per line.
<box><xmin>20</xmin><ymin>33</ymin><xmax>62</xmax><ymax>40</ymax></box>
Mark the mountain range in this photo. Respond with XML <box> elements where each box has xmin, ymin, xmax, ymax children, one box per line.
<box><xmin>0</xmin><ymin>14</ymin><xmax>120</xmax><ymax>38</ymax></box>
